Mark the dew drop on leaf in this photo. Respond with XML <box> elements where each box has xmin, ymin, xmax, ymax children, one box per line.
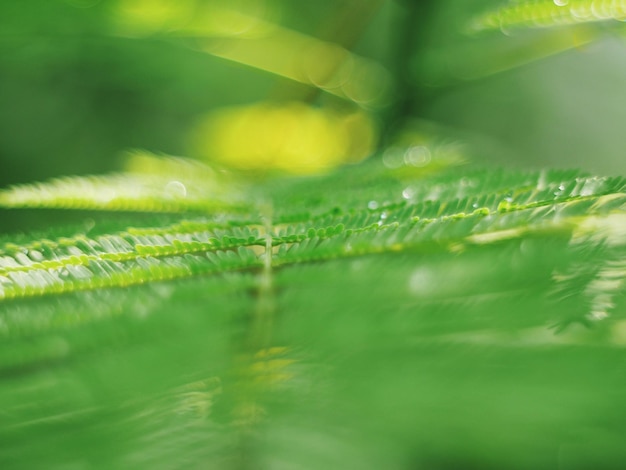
<box><xmin>402</xmin><ymin>187</ymin><xmax>416</xmax><ymax>200</ymax></box>
<box><xmin>404</xmin><ymin>146</ymin><xmax>431</xmax><ymax>167</ymax></box>
<box><xmin>408</xmin><ymin>267</ymin><xmax>435</xmax><ymax>297</ymax></box>
<box><xmin>554</xmin><ymin>184</ymin><xmax>566</xmax><ymax>196</ymax></box>
<box><xmin>164</xmin><ymin>181</ymin><xmax>187</xmax><ymax>199</ymax></box>
<box><xmin>382</xmin><ymin>146</ymin><xmax>404</xmax><ymax>169</ymax></box>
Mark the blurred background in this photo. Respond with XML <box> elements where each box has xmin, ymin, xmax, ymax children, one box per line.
<box><xmin>3</xmin><ymin>3</ymin><xmax>626</xmax><ymax>468</ymax></box>
<box><xmin>1</xmin><ymin>0</ymin><xmax>626</xmax><ymax>223</ymax></box>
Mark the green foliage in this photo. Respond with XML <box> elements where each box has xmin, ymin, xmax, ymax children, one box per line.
<box><xmin>2</xmin><ymin>1</ymin><xmax>626</xmax><ymax>469</ymax></box>
<box><xmin>473</xmin><ymin>0</ymin><xmax>626</xmax><ymax>32</ymax></box>
<box><xmin>3</xmin><ymin>152</ymin><xmax>626</xmax><ymax>468</ymax></box>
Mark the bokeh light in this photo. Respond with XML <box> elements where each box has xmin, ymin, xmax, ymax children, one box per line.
<box><xmin>113</xmin><ymin>0</ymin><xmax>273</xmax><ymax>37</ymax></box>
<box><xmin>189</xmin><ymin>102</ymin><xmax>378</xmax><ymax>174</ymax></box>
<box><xmin>474</xmin><ymin>0</ymin><xmax>626</xmax><ymax>31</ymax></box>
<box><xmin>199</xmin><ymin>21</ymin><xmax>392</xmax><ymax>106</ymax></box>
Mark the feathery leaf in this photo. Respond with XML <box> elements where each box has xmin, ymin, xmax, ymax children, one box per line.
<box><xmin>473</xmin><ymin>0</ymin><xmax>626</xmax><ymax>32</ymax></box>
<box><xmin>0</xmin><ymin>153</ymin><xmax>250</xmax><ymax>214</ymax></box>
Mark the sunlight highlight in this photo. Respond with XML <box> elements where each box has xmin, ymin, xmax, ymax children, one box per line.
<box><xmin>189</xmin><ymin>102</ymin><xmax>378</xmax><ymax>174</ymax></box>
<box><xmin>473</xmin><ymin>0</ymin><xmax>626</xmax><ymax>31</ymax></box>
<box><xmin>200</xmin><ymin>24</ymin><xmax>391</xmax><ymax>106</ymax></box>
<box><xmin>113</xmin><ymin>0</ymin><xmax>390</xmax><ymax>106</ymax></box>
<box><xmin>113</xmin><ymin>0</ymin><xmax>272</xmax><ymax>38</ymax></box>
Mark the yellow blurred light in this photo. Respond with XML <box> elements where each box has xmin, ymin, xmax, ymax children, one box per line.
<box><xmin>184</xmin><ymin>0</ymin><xmax>273</xmax><ymax>38</ymax></box>
<box><xmin>114</xmin><ymin>0</ymin><xmax>196</xmax><ymax>34</ymax></box>
<box><xmin>189</xmin><ymin>102</ymin><xmax>378</xmax><ymax>174</ymax></box>
<box><xmin>474</xmin><ymin>0</ymin><xmax>626</xmax><ymax>31</ymax></box>
<box><xmin>200</xmin><ymin>23</ymin><xmax>392</xmax><ymax>106</ymax></box>
<box><xmin>112</xmin><ymin>0</ymin><xmax>391</xmax><ymax>106</ymax></box>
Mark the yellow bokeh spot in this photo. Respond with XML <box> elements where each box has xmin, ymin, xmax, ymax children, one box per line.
<box><xmin>113</xmin><ymin>0</ymin><xmax>272</xmax><ymax>38</ymax></box>
<box><xmin>189</xmin><ymin>102</ymin><xmax>378</xmax><ymax>174</ymax></box>
<box><xmin>114</xmin><ymin>0</ymin><xmax>196</xmax><ymax>34</ymax></box>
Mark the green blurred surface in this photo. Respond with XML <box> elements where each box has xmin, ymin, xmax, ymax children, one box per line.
<box><xmin>2</xmin><ymin>1</ymin><xmax>626</xmax><ymax>468</ymax></box>
<box><xmin>1</xmin><ymin>1</ymin><xmax>625</xmax><ymax>196</ymax></box>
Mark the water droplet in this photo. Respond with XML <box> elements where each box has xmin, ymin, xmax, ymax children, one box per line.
<box><xmin>402</xmin><ymin>187</ymin><xmax>416</xmax><ymax>200</ymax></box>
<box><xmin>368</xmin><ymin>200</ymin><xmax>379</xmax><ymax>210</ymax></box>
<box><xmin>165</xmin><ymin>181</ymin><xmax>187</xmax><ymax>199</ymax></box>
<box><xmin>382</xmin><ymin>147</ymin><xmax>404</xmax><ymax>169</ymax></box>
<box><xmin>380</xmin><ymin>211</ymin><xmax>388</xmax><ymax>220</ymax></box>
<box><xmin>96</xmin><ymin>188</ymin><xmax>116</xmax><ymax>204</ymax></box>
<box><xmin>408</xmin><ymin>267</ymin><xmax>434</xmax><ymax>297</ymax></box>
<box><xmin>404</xmin><ymin>146</ymin><xmax>431</xmax><ymax>167</ymax></box>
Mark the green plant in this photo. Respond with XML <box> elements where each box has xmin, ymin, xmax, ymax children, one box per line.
<box><xmin>2</xmin><ymin>1</ymin><xmax>626</xmax><ymax>468</ymax></box>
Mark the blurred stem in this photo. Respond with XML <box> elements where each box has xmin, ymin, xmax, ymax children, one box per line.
<box><xmin>381</xmin><ymin>0</ymin><xmax>436</xmax><ymax>146</ymax></box>
<box><xmin>270</xmin><ymin>0</ymin><xmax>385</xmax><ymax>103</ymax></box>
<box><xmin>315</xmin><ymin>0</ymin><xmax>386</xmax><ymax>52</ymax></box>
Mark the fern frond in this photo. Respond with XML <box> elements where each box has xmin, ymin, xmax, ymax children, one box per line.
<box><xmin>473</xmin><ymin>0</ymin><xmax>626</xmax><ymax>32</ymax></box>
<box><xmin>5</xmin><ymin>2</ymin><xmax>626</xmax><ymax>467</ymax></box>
<box><xmin>3</xmin><ymin>157</ymin><xmax>626</xmax><ymax>469</ymax></box>
<box><xmin>0</xmin><ymin>218</ymin><xmax>265</xmax><ymax>300</ymax></box>
<box><xmin>273</xmin><ymin>166</ymin><xmax>625</xmax><ymax>224</ymax></box>
<box><xmin>0</xmin><ymin>153</ymin><xmax>250</xmax><ymax>214</ymax></box>
<box><xmin>2</xmin><ymin>166</ymin><xmax>625</xmax><ymax>302</ymax></box>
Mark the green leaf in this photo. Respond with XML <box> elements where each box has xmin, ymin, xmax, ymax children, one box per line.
<box><xmin>473</xmin><ymin>0</ymin><xmax>626</xmax><ymax>32</ymax></box>
<box><xmin>2</xmin><ymin>153</ymin><xmax>626</xmax><ymax>468</ymax></box>
<box><xmin>0</xmin><ymin>152</ymin><xmax>249</xmax><ymax>213</ymax></box>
